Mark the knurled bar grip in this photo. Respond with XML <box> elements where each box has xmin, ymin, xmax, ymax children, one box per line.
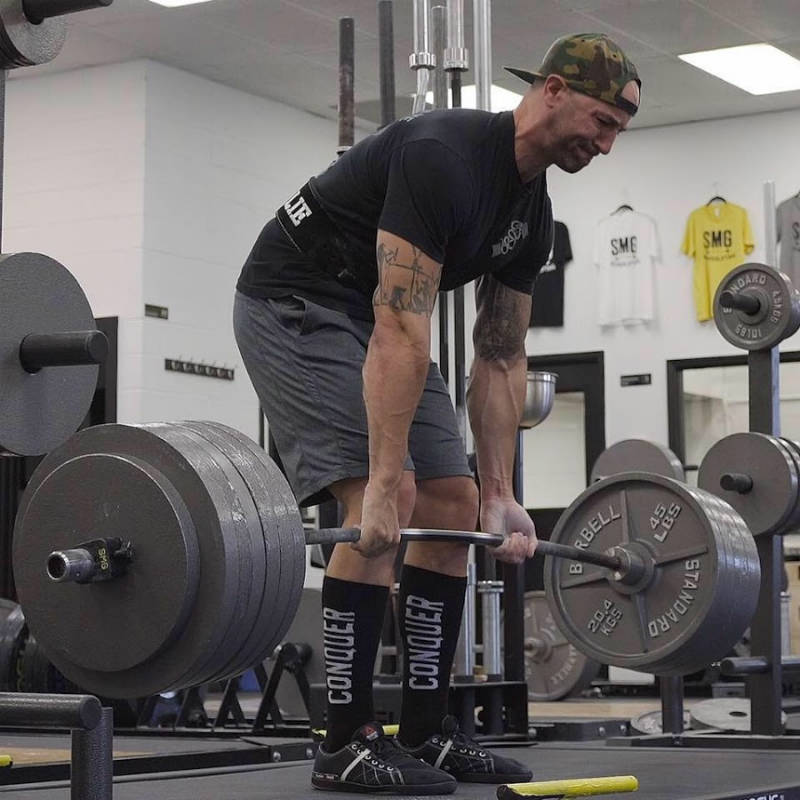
<box><xmin>22</xmin><ymin>0</ymin><xmax>112</xmax><ymax>24</ymax></box>
<box><xmin>719</xmin><ymin>290</ymin><xmax>761</xmax><ymax>315</ymax></box>
<box><xmin>306</xmin><ymin>528</ymin><xmax>623</xmax><ymax>570</ymax></box>
<box><xmin>0</xmin><ymin>692</ymin><xmax>102</xmax><ymax>729</ymax></box>
<box><xmin>19</xmin><ymin>330</ymin><xmax>108</xmax><ymax>372</ymax></box>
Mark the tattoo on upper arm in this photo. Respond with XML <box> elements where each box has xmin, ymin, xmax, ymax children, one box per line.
<box><xmin>374</xmin><ymin>240</ymin><xmax>440</xmax><ymax>315</ymax></box>
<box><xmin>473</xmin><ymin>275</ymin><xmax>530</xmax><ymax>361</ymax></box>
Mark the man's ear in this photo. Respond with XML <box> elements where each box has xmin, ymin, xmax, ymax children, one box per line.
<box><xmin>541</xmin><ymin>74</ymin><xmax>568</xmax><ymax>108</ymax></box>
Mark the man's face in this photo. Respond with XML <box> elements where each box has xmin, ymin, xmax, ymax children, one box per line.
<box><xmin>549</xmin><ymin>79</ymin><xmax>638</xmax><ymax>173</ymax></box>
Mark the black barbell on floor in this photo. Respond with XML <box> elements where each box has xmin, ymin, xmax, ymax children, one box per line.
<box><xmin>13</xmin><ymin>420</ymin><xmax>762</xmax><ymax>699</ymax></box>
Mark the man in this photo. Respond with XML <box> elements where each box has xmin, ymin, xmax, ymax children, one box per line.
<box><xmin>234</xmin><ymin>33</ymin><xmax>640</xmax><ymax>795</ymax></box>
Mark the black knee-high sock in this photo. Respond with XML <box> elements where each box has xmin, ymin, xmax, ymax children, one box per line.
<box><xmin>398</xmin><ymin>564</ymin><xmax>466</xmax><ymax>747</ymax></box>
<box><xmin>321</xmin><ymin>576</ymin><xmax>389</xmax><ymax>752</ymax></box>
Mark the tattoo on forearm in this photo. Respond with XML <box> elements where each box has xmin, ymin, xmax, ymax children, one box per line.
<box><xmin>374</xmin><ymin>241</ymin><xmax>438</xmax><ymax>315</ymax></box>
<box><xmin>474</xmin><ymin>276</ymin><xmax>528</xmax><ymax>361</ymax></box>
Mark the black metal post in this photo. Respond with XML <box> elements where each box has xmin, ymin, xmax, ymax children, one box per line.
<box><xmin>338</xmin><ymin>18</ymin><xmax>355</xmax><ymax>153</ymax></box>
<box><xmin>377</xmin><ymin>1</ymin><xmax>395</xmax><ymax>128</ymax></box>
<box><xmin>659</xmin><ymin>675</ymin><xmax>684</xmax><ymax>733</ymax></box>
<box><xmin>71</xmin><ymin>706</ymin><xmax>113</xmax><ymax>800</ymax></box>
<box><xmin>503</xmin><ymin>430</ymin><xmax>526</xmax><ymax>682</ymax></box>
<box><xmin>748</xmin><ymin>347</ymin><xmax>783</xmax><ymax>736</ymax></box>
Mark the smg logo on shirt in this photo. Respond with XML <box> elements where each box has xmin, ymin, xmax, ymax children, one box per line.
<box><xmin>704</xmin><ymin>230</ymin><xmax>733</xmax><ymax>249</ymax></box>
<box><xmin>611</xmin><ymin>236</ymin><xmax>638</xmax><ymax>256</ymax></box>
<box><xmin>492</xmin><ymin>220</ymin><xmax>529</xmax><ymax>257</ymax></box>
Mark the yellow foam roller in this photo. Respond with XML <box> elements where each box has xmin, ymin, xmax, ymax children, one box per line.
<box><xmin>313</xmin><ymin>724</ymin><xmax>400</xmax><ymax>739</ymax></box>
<box><xmin>497</xmin><ymin>775</ymin><xmax>638</xmax><ymax>798</ymax></box>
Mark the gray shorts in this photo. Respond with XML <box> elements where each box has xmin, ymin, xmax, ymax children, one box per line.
<box><xmin>233</xmin><ymin>291</ymin><xmax>471</xmax><ymax>507</ymax></box>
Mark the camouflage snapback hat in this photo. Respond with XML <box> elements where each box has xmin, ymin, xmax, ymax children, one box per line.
<box><xmin>505</xmin><ymin>33</ymin><xmax>640</xmax><ymax>116</ymax></box>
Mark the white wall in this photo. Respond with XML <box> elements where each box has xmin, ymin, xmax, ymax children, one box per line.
<box><xmin>4</xmin><ymin>62</ymin><xmax>146</xmax><ymax>422</ymax></box>
<box><xmin>138</xmin><ymin>62</ymin><xmax>341</xmax><ymax>436</ymax></box>
<box><xmin>522</xmin><ymin>107</ymin><xmax>800</xmax><ymax>451</ymax></box>
<box><xmin>8</xmin><ymin>58</ymin><xmax>800</xmax><ymax>492</ymax></box>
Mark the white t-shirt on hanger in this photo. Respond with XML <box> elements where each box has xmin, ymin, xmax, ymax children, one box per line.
<box><xmin>593</xmin><ymin>209</ymin><xmax>660</xmax><ymax>326</ymax></box>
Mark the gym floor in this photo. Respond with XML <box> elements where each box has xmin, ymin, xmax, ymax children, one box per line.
<box><xmin>4</xmin><ymin>697</ymin><xmax>800</xmax><ymax>799</ymax></box>
<box><xmin>4</xmin><ymin>731</ymin><xmax>800</xmax><ymax>799</ymax></box>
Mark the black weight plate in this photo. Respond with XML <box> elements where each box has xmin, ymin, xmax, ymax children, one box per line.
<box><xmin>698</xmin><ymin>432</ymin><xmax>797</xmax><ymax>536</ymax></box>
<box><xmin>780</xmin><ymin>438</ymin><xmax>800</xmax><ymax>530</ymax></box>
<box><xmin>14</xmin><ymin>424</ymin><xmax>236</xmax><ymax>698</ymax></box>
<box><xmin>139</xmin><ymin>423</ymin><xmax>253</xmax><ymax>688</ymax></box>
<box><xmin>543</xmin><ymin>472</ymin><xmax>760</xmax><ymax>676</ymax></box>
<box><xmin>200</xmin><ymin>422</ymin><xmax>306</xmax><ymax>668</ymax></box>
<box><xmin>0</xmin><ymin>0</ymin><xmax>65</xmax><ymax>68</ymax></box>
<box><xmin>16</xmin><ymin>453</ymin><xmax>199</xmax><ymax>675</ymax></box>
<box><xmin>166</xmin><ymin>422</ymin><xmax>269</xmax><ymax>681</ymax></box>
<box><xmin>523</xmin><ymin>591</ymin><xmax>600</xmax><ymax>701</ymax></box>
<box><xmin>178</xmin><ymin>422</ymin><xmax>284</xmax><ymax>676</ymax></box>
<box><xmin>0</xmin><ymin>602</ymin><xmax>25</xmax><ymax>691</ymax></box>
<box><xmin>591</xmin><ymin>440</ymin><xmax>685</xmax><ymax>483</ymax></box>
<box><xmin>0</xmin><ymin>253</ymin><xmax>99</xmax><ymax>455</ymax></box>
<box><xmin>713</xmin><ymin>263</ymin><xmax>800</xmax><ymax>351</ymax></box>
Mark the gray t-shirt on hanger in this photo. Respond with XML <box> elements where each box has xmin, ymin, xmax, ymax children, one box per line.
<box><xmin>777</xmin><ymin>196</ymin><xmax>800</xmax><ymax>284</ymax></box>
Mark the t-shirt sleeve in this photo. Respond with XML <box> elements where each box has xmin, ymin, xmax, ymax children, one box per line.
<box><xmin>681</xmin><ymin>212</ymin><xmax>694</xmax><ymax>257</ymax></box>
<box><xmin>560</xmin><ymin>222</ymin><xmax>573</xmax><ymax>266</ymax></box>
<box><xmin>377</xmin><ymin>140</ymin><xmax>474</xmax><ymax>263</ymax></box>
<box><xmin>743</xmin><ymin>209</ymin><xmax>755</xmax><ymax>255</ymax></box>
<box><xmin>649</xmin><ymin>216</ymin><xmax>661</xmax><ymax>263</ymax></box>
<box><xmin>491</xmin><ymin>200</ymin><xmax>554</xmax><ymax>295</ymax></box>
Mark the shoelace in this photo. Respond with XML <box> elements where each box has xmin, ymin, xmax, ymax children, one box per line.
<box><xmin>367</xmin><ymin>735</ymin><xmax>414</xmax><ymax>765</ymax></box>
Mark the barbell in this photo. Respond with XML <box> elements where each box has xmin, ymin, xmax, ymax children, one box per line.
<box><xmin>12</xmin><ymin>421</ymin><xmax>762</xmax><ymax>699</ymax></box>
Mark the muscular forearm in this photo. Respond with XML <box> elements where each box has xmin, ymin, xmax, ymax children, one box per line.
<box><xmin>363</xmin><ymin>316</ymin><xmax>430</xmax><ymax>492</ymax></box>
<box><xmin>467</xmin><ymin>353</ymin><xmax>527</xmax><ymax>500</ymax></box>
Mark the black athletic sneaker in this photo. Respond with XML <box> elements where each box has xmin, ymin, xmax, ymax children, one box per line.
<box><xmin>399</xmin><ymin>715</ymin><xmax>533</xmax><ymax>784</ymax></box>
<box><xmin>312</xmin><ymin>722</ymin><xmax>457</xmax><ymax>794</ymax></box>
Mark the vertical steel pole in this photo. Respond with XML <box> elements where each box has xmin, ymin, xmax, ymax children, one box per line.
<box><xmin>764</xmin><ymin>180</ymin><xmax>778</xmax><ymax>269</ymax></box>
<box><xmin>410</xmin><ymin>0</ymin><xmax>434</xmax><ymax>115</ymax></box>
<box><xmin>338</xmin><ymin>18</ymin><xmax>355</xmax><ymax>154</ymax></box>
<box><xmin>472</xmin><ymin>0</ymin><xmax>492</xmax><ymax>112</ymax></box>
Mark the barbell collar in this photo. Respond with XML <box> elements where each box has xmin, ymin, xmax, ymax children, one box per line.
<box><xmin>719</xmin><ymin>289</ymin><xmax>760</xmax><ymax>315</ymax></box>
<box><xmin>22</xmin><ymin>0</ymin><xmax>112</xmax><ymax>24</ymax></box>
<box><xmin>719</xmin><ymin>472</ymin><xmax>754</xmax><ymax>494</ymax></box>
<box><xmin>19</xmin><ymin>330</ymin><xmax>108</xmax><ymax>373</ymax></box>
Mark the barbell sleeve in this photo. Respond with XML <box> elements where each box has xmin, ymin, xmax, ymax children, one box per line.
<box><xmin>719</xmin><ymin>472</ymin><xmax>753</xmax><ymax>493</ymax></box>
<box><xmin>22</xmin><ymin>0</ymin><xmax>112</xmax><ymax>24</ymax></box>
<box><xmin>719</xmin><ymin>290</ymin><xmax>760</xmax><ymax>315</ymax></box>
<box><xmin>306</xmin><ymin>528</ymin><xmax>623</xmax><ymax>570</ymax></box>
<box><xmin>19</xmin><ymin>330</ymin><xmax>108</xmax><ymax>373</ymax></box>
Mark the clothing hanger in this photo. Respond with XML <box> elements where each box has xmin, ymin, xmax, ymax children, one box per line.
<box><xmin>613</xmin><ymin>203</ymin><xmax>633</xmax><ymax>213</ymax></box>
<box><xmin>706</xmin><ymin>195</ymin><xmax>726</xmax><ymax>204</ymax></box>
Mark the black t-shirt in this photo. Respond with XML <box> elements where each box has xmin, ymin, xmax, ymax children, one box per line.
<box><xmin>530</xmin><ymin>220</ymin><xmax>573</xmax><ymax>327</ymax></box>
<box><xmin>237</xmin><ymin>109</ymin><xmax>553</xmax><ymax>319</ymax></box>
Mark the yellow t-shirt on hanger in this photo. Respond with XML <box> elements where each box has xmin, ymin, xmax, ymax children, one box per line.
<box><xmin>681</xmin><ymin>202</ymin><xmax>755</xmax><ymax>321</ymax></box>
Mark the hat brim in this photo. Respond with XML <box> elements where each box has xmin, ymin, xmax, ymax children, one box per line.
<box><xmin>503</xmin><ymin>66</ymin><xmax>543</xmax><ymax>84</ymax></box>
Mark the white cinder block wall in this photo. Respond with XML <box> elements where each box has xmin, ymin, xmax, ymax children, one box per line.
<box><xmin>138</xmin><ymin>62</ymin><xmax>341</xmax><ymax>438</ymax></box>
<box><xmin>4</xmin><ymin>62</ymin><xmax>147</xmax><ymax>422</ymax></box>
<box><xmin>6</xmin><ymin>58</ymin><xmax>800</xmax><ymax>502</ymax></box>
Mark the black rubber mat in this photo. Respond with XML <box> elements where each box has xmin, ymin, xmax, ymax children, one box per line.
<box><xmin>3</xmin><ymin>743</ymin><xmax>800</xmax><ymax>799</ymax></box>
